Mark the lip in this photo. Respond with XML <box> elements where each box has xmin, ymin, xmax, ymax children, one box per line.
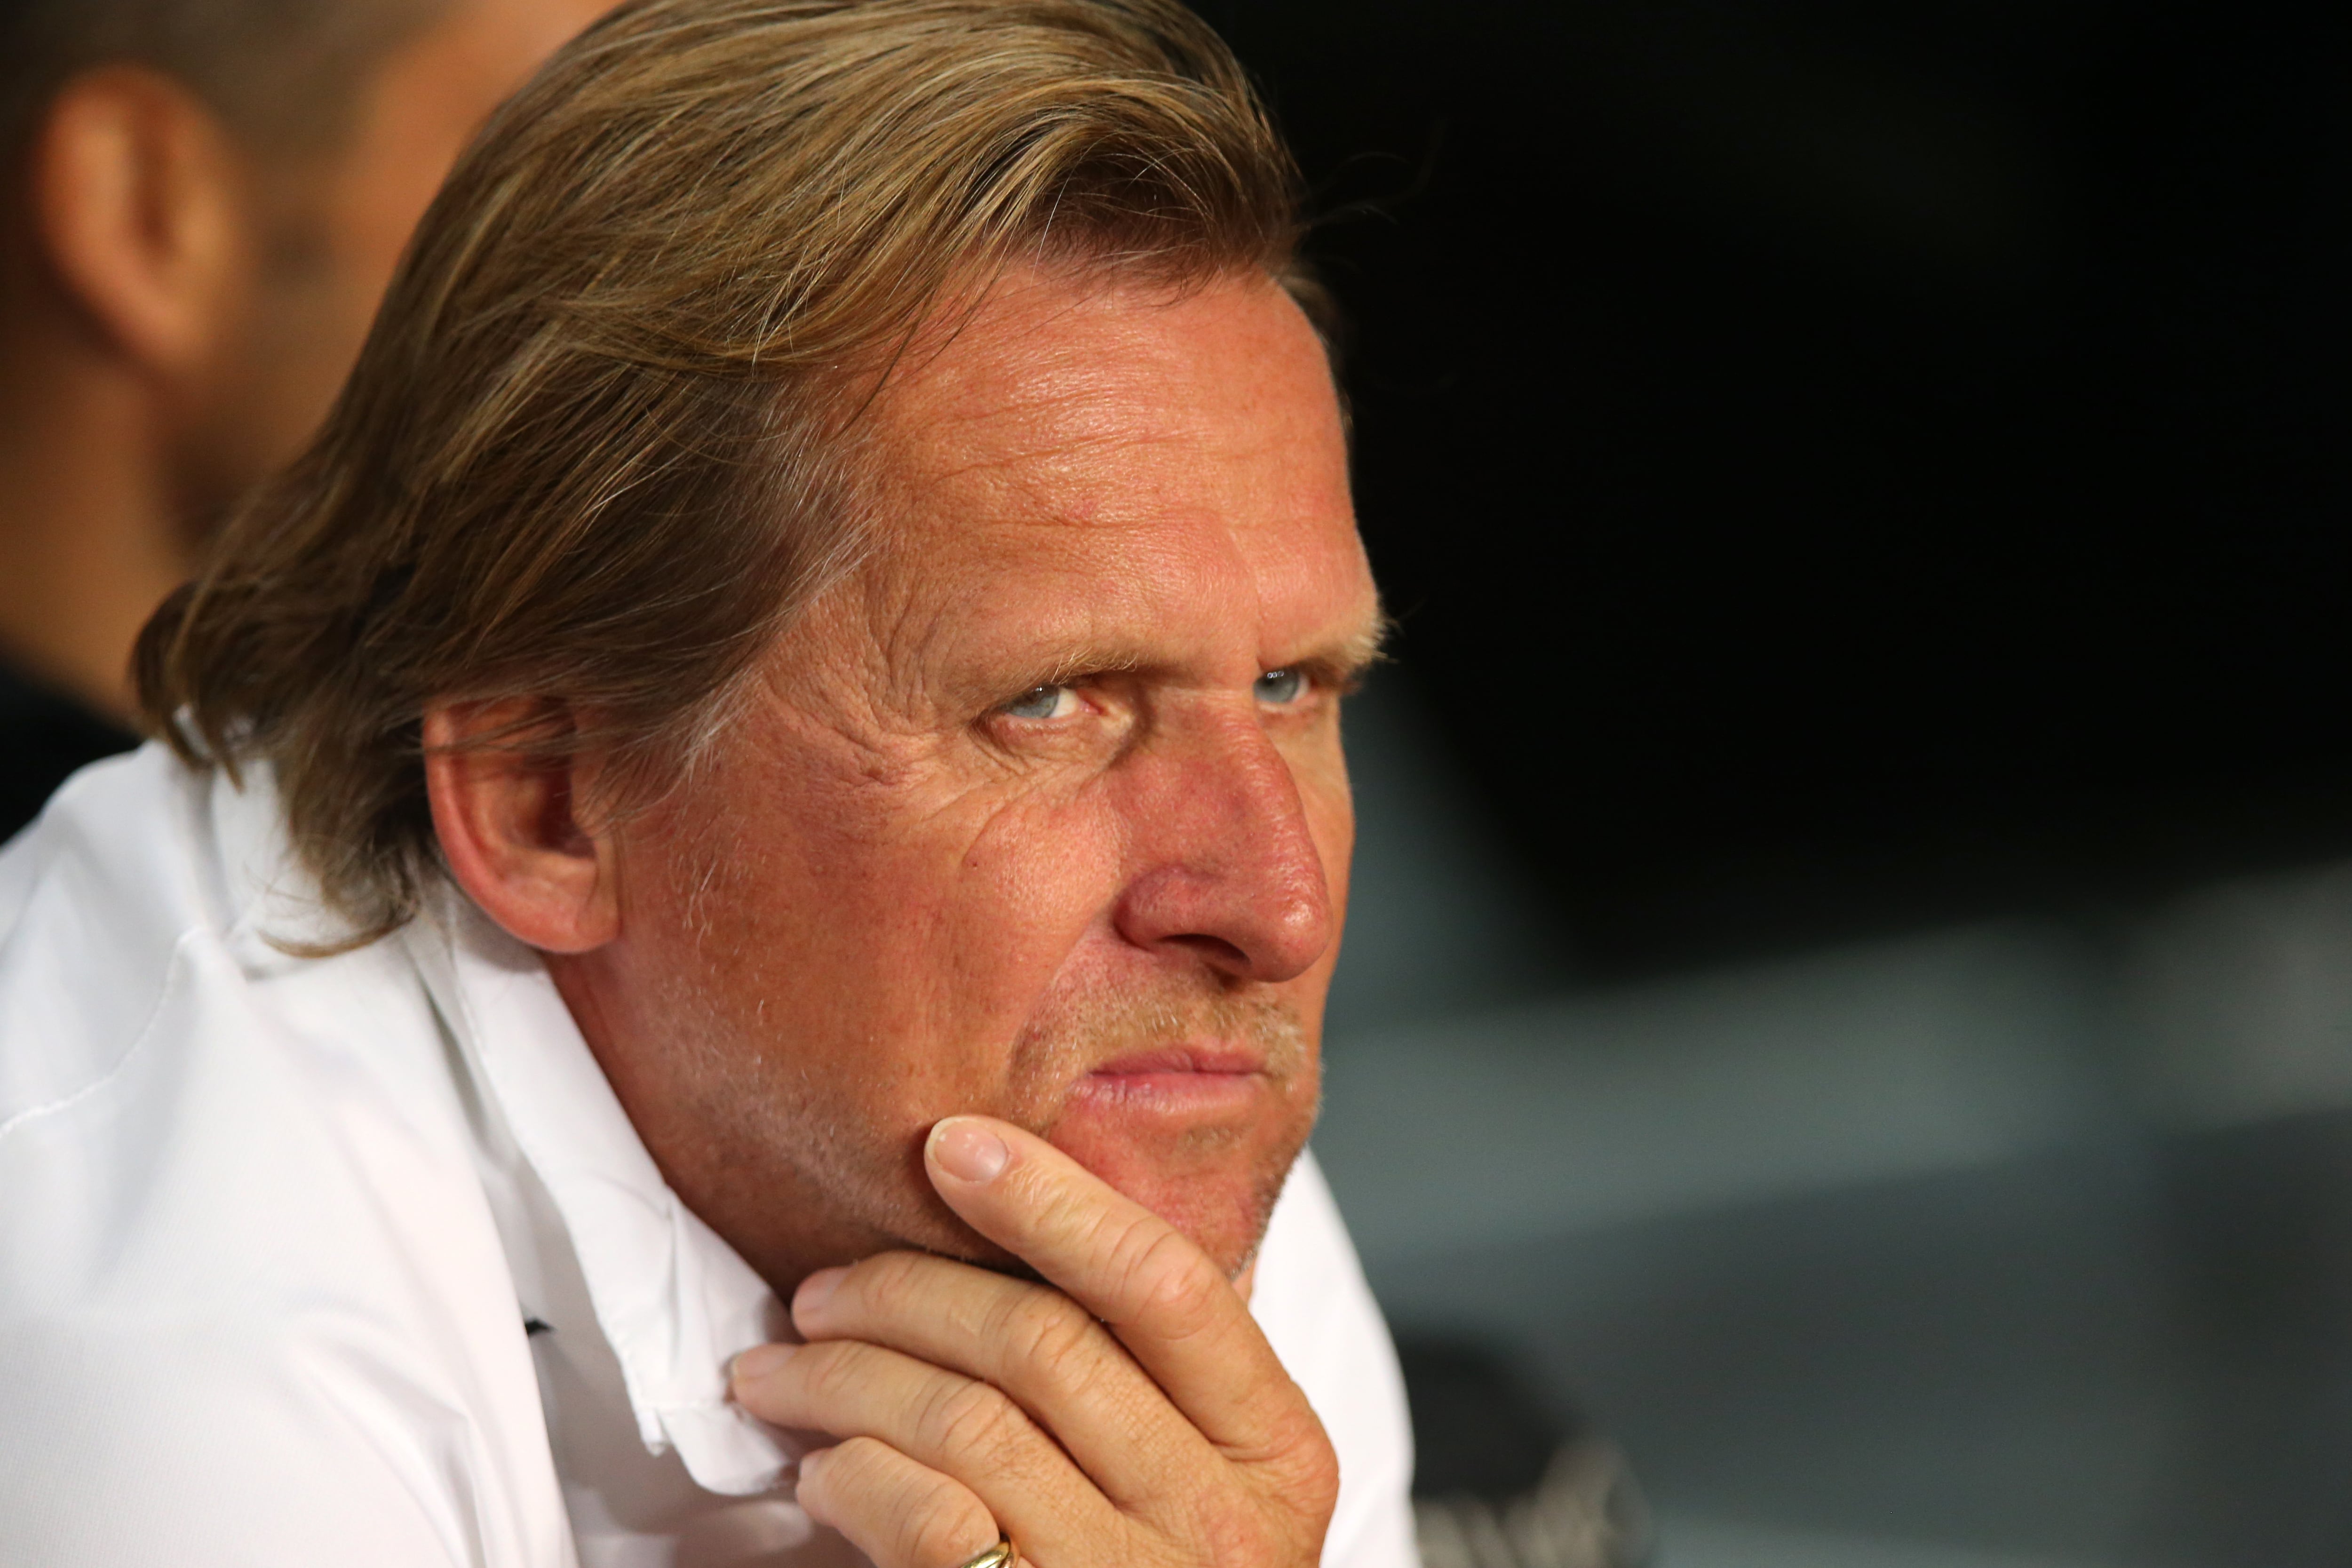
<box><xmin>1087</xmin><ymin>1044</ymin><xmax>1264</xmax><ymax>1078</ymax></box>
<box><xmin>1067</xmin><ymin>1043</ymin><xmax>1267</xmax><ymax>1115</ymax></box>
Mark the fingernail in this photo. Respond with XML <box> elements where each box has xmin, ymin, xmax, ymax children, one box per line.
<box><xmin>794</xmin><ymin>1266</ymin><xmax>846</xmax><ymax>1322</ymax></box>
<box><xmin>729</xmin><ymin>1342</ymin><xmax>795</xmax><ymax>1388</ymax></box>
<box><xmin>930</xmin><ymin>1118</ymin><xmax>1009</xmax><ymax>1184</ymax></box>
<box><xmin>797</xmin><ymin>1446</ymin><xmax>832</xmax><ymax>1487</ymax></box>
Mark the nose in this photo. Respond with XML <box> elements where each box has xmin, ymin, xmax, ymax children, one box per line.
<box><xmin>1109</xmin><ymin>708</ymin><xmax>1335</xmax><ymax>983</ymax></box>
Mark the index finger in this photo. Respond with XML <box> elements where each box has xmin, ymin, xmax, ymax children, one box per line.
<box><xmin>923</xmin><ymin>1115</ymin><xmax>1317</xmax><ymax>1461</ymax></box>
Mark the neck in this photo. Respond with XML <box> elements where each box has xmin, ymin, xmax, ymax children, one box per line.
<box><xmin>0</xmin><ymin>325</ymin><xmax>192</xmax><ymax>724</ymax></box>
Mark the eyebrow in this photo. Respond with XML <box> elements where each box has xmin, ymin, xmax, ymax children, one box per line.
<box><xmin>993</xmin><ymin>601</ymin><xmax>1392</xmax><ymax>699</ymax></box>
<box><xmin>1341</xmin><ymin>611</ymin><xmax>1396</xmax><ymax>675</ymax></box>
<box><xmin>1279</xmin><ymin>605</ymin><xmax>1393</xmax><ymax>693</ymax></box>
<box><xmin>1031</xmin><ymin>646</ymin><xmax>1144</xmax><ymax>690</ymax></box>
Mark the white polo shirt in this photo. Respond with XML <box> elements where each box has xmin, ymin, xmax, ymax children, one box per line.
<box><xmin>0</xmin><ymin>747</ymin><xmax>1417</xmax><ymax>1568</ymax></box>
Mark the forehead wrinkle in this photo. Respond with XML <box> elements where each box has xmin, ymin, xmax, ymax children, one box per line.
<box><xmin>899</xmin><ymin>403</ymin><xmax>1303</xmax><ymax>597</ymax></box>
<box><xmin>874</xmin><ymin>484</ymin><xmax>1330</xmax><ymax>710</ymax></box>
<box><xmin>890</xmin><ymin>302</ymin><xmax>1286</xmax><ymax>507</ymax></box>
<box><xmin>854</xmin><ymin>525</ymin><xmax>1204</xmax><ymax>724</ymax></box>
<box><xmin>937</xmin><ymin>539</ymin><xmax>1264</xmax><ymax>714</ymax></box>
<box><xmin>904</xmin><ymin>378</ymin><xmax>1258</xmax><ymax>517</ymax></box>
<box><xmin>847</xmin><ymin>269</ymin><xmax>1359</xmax><ymax>709</ymax></box>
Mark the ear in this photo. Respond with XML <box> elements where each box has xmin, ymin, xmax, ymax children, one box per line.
<box><xmin>424</xmin><ymin>701</ymin><xmax>621</xmax><ymax>954</ymax></box>
<box><xmin>27</xmin><ymin>64</ymin><xmax>254</xmax><ymax>378</ymax></box>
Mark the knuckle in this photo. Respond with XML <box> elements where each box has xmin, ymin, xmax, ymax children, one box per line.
<box><xmin>814</xmin><ymin>1438</ymin><xmax>996</xmax><ymax>1568</ymax></box>
<box><xmin>1253</xmin><ymin>1399</ymin><xmax>1340</xmax><ymax>1504</ymax></box>
<box><xmin>796</xmin><ymin>1434</ymin><xmax>886</xmax><ymax>1520</ymax></box>
<box><xmin>1190</xmin><ymin>1498</ymin><xmax>1284</xmax><ymax>1568</ymax></box>
<box><xmin>1123</xmin><ymin>1228</ymin><xmax>1223</xmax><ymax>1338</ymax></box>
<box><xmin>796</xmin><ymin>1340</ymin><xmax>868</xmax><ymax>1402</ymax></box>
<box><xmin>925</xmin><ymin>1375</ymin><xmax>1029</xmax><ymax>1465</ymax></box>
<box><xmin>903</xmin><ymin>1483</ymin><xmax>997</xmax><ymax>1568</ymax></box>
<box><xmin>1248</xmin><ymin>1411</ymin><xmax>1339</xmax><ymax>1539</ymax></box>
<box><xmin>851</xmin><ymin>1250</ymin><xmax>928</xmax><ymax>1318</ymax></box>
<box><xmin>812</xmin><ymin>1433</ymin><xmax>893</xmax><ymax>1495</ymax></box>
<box><xmin>1290</xmin><ymin>1430</ymin><xmax>1342</xmax><ymax>1519</ymax></box>
<box><xmin>1003</xmin><ymin>1291</ymin><xmax>1104</xmax><ymax>1395</ymax></box>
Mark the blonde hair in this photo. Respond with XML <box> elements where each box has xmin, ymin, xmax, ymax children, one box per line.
<box><xmin>135</xmin><ymin>0</ymin><xmax>1312</xmax><ymax>943</ymax></box>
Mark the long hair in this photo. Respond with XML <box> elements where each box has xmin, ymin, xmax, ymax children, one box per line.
<box><xmin>135</xmin><ymin>0</ymin><xmax>1311</xmax><ymax>945</ymax></box>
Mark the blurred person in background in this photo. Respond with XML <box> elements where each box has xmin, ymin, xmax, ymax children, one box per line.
<box><xmin>0</xmin><ymin>0</ymin><xmax>610</xmax><ymax>840</ymax></box>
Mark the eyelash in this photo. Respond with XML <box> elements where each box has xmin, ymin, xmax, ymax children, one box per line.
<box><xmin>1255</xmin><ymin>668</ymin><xmax>1307</xmax><ymax>705</ymax></box>
<box><xmin>995</xmin><ymin>668</ymin><xmax>1324</xmax><ymax>722</ymax></box>
<box><xmin>999</xmin><ymin>684</ymin><xmax>1083</xmax><ymax>722</ymax></box>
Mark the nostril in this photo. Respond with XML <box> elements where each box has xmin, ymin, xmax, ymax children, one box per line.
<box><xmin>1165</xmin><ymin>932</ymin><xmax>1252</xmax><ymax>971</ymax></box>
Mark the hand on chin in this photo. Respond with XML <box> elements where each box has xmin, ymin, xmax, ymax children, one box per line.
<box><xmin>731</xmin><ymin>1117</ymin><xmax>1335</xmax><ymax>1568</ymax></box>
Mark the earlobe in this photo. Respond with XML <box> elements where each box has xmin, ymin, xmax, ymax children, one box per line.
<box><xmin>28</xmin><ymin>65</ymin><xmax>251</xmax><ymax>377</ymax></box>
<box><xmin>423</xmin><ymin>703</ymin><xmax>621</xmax><ymax>954</ymax></box>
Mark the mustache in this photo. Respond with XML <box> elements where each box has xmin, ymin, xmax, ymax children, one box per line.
<box><xmin>1010</xmin><ymin>981</ymin><xmax>1312</xmax><ymax>1082</ymax></box>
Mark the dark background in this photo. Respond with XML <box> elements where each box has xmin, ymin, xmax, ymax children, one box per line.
<box><xmin>1199</xmin><ymin>0</ymin><xmax>2352</xmax><ymax>979</ymax></box>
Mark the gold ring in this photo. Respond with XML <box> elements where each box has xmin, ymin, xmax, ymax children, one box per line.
<box><xmin>954</xmin><ymin>1538</ymin><xmax>1017</xmax><ymax>1568</ymax></box>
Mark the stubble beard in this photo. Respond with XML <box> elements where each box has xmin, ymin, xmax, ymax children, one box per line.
<box><xmin>1019</xmin><ymin>977</ymin><xmax>1320</xmax><ymax>1276</ymax></box>
<box><xmin>687</xmin><ymin>965</ymin><xmax>1321</xmax><ymax>1285</ymax></box>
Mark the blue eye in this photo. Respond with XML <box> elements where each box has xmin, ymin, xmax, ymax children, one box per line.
<box><xmin>1255</xmin><ymin>668</ymin><xmax>1306</xmax><ymax>705</ymax></box>
<box><xmin>1002</xmin><ymin>685</ymin><xmax>1079</xmax><ymax>720</ymax></box>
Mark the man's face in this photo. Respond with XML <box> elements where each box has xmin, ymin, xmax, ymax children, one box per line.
<box><xmin>558</xmin><ymin>270</ymin><xmax>1379</xmax><ymax>1285</ymax></box>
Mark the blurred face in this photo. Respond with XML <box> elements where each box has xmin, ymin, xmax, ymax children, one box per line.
<box><xmin>556</xmin><ymin>269</ymin><xmax>1380</xmax><ymax>1285</ymax></box>
<box><xmin>190</xmin><ymin>0</ymin><xmax>610</xmax><ymax>512</ymax></box>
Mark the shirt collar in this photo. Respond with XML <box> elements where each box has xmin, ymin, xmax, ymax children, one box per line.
<box><xmin>405</xmin><ymin>888</ymin><xmax>793</xmax><ymax>1497</ymax></box>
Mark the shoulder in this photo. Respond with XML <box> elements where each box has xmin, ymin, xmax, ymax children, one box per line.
<box><xmin>0</xmin><ymin>750</ymin><xmax>570</xmax><ymax>1565</ymax></box>
<box><xmin>0</xmin><ymin>747</ymin><xmax>470</xmax><ymax>1230</ymax></box>
<box><xmin>0</xmin><ymin>747</ymin><xmax>442</xmax><ymax>1274</ymax></box>
<box><xmin>0</xmin><ymin>748</ymin><xmax>229</xmax><ymax>1223</ymax></box>
<box><xmin>0</xmin><ymin>743</ymin><xmax>505</xmax><ymax>1321</ymax></box>
<box><xmin>1252</xmin><ymin>1150</ymin><xmax>1421</xmax><ymax>1568</ymax></box>
<box><xmin>0</xmin><ymin>742</ymin><xmax>213</xmax><ymax>989</ymax></box>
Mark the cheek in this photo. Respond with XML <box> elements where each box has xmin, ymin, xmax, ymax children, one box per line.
<box><xmin>931</xmin><ymin>786</ymin><xmax>1132</xmax><ymax>1021</ymax></box>
<box><xmin>668</xmin><ymin>772</ymin><xmax>1133</xmax><ymax>1095</ymax></box>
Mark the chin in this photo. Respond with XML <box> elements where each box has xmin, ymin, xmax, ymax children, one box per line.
<box><xmin>1044</xmin><ymin>1092</ymin><xmax>1313</xmax><ymax>1277</ymax></box>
